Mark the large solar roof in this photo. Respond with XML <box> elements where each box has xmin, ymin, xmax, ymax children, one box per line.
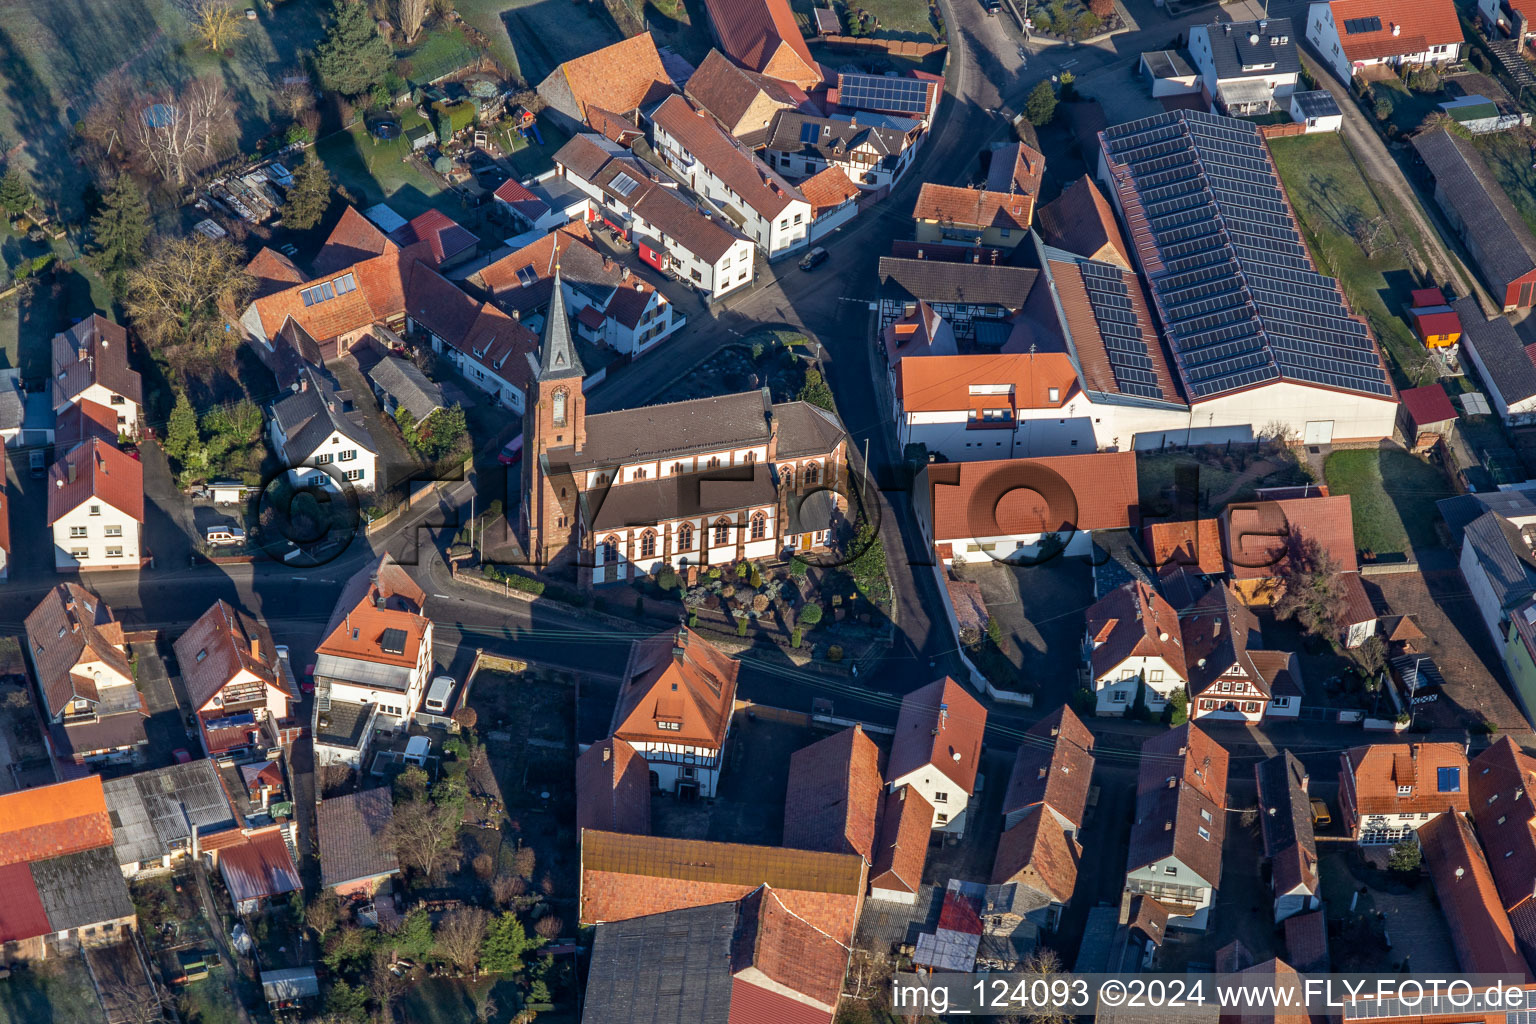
<box><xmin>1079</xmin><ymin>260</ymin><xmax>1165</xmax><ymax>400</ymax></box>
<box><xmin>1100</xmin><ymin>110</ymin><xmax>1392</xmax><ymax>401</ymax></box>
<box><xmin>837</xmin><ymin>73</ymin><xmax>930</xmax><ymax>115</ymax></box>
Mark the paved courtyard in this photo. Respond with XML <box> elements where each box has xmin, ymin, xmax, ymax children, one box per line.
<box><xmin>955</xmin><ymin>559</ymin><xmax>1094</xmax><ymax>707</ymax></box>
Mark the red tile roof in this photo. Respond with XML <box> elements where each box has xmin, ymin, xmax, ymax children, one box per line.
<box><xmin>46</xmin><ymin>438</ymin><xmax>143</xmax><ymax>525</ymax></box>
<box><xmin>986</xmin><ymin>142</ymin><xmax>1047</xmax><ymax>196</ymax></box>
<box><xmin>24</xmin><ymin>584</ymin><xmax>132</xmax><ymax>716</ymax></box>
<box><xmin>1035</xmin><ymin>176</ymin><xmax>1131</xmax><ymax>268</ymax></box>
<box><xmin>886</xmin><ymin>677</ymin><xmax>986</xmax><ymax>794</ymax></box>
<box><xmin>1419</xmin><ymin>811</ymin><xmax>1531</xmax><ymax>978</ymax></box>
<box><xmin>1325</xmin><ymin>0</ymin><xmax>1462</xmax><ymax>62</ymax></box>
<box><xmin>1127</xmin><ymin>724</ymin><xmax>1228</xmax><ymax>887</ymax></box>
<box><xmin>390</xmin><ymin>209</ymin><xmax>479</xmax><ymax>266</ymax></box>
<box><xmin>217</xmin><ymin>826</ymin><xmax>301</xmax><ymax>904</ymax></box>
<box><xmin>247</xmin><ymin>247</ymin><xmax>309</xmax><ymax>298</ymax></box>
<box><xmin>0</xmin><ymin>777</ymin><xmax>113</xmax><ymax>868</ymax></box>
<box><xmin>990</xmin><ymin>807</ymin><xmax>1080</xmax><ymax>903</ymax></box>
<box><xmin>702</xmin><ymin>0</ymin><xmax>821</xmax><ymax>88</ymax></box>
<box><xmin>868</xmin><ymin>785</ymin><xmax>932</xmax><ymax>894</ymax></box>
<box><xmin>924</xmin><ymin>453</ymin><xmax>1140</xmax><ymax>542</ymax></box>
<box><xmin>1414</xmin><ymin>309</ymin><xmax>1463</xmax><ymax>339</ymax></box>
<box><xmin>896</xmin><ymin>351</ymin><xmax>1076</xmax><ymax>412</ymax></box>
<box><xmin>1223</xmin><ymin>495</ymin><xmax>1358</xmax><ymax>579</ymax></box>
<box><xmin>173</xmin><ymin>600</ymin><xmax>284</xmax><ymax>714</ymax></box>
<box><xmin>312</xmin><ymin>206</ymin><xmax>396</xmax><ymax>277</ymax></box>
<box><xmin>1343</xmin><ymin>742</ymin><xmax>1470</xmax><ymax>817</ymax></box>
<box><xmin>576</xmin><ymin>738</ymin><xmax>652</xmax><ymax>836</ymax></box>
<box><xmin>1401</xmin><ymin>384</ymin><xmax>1458</xmax><ymax>430</ymax></box>
<box><xmin>651</xmin><ymin>94</ymin><xmax>805</xmax><ymax>220</ymax></box>
<box><xmin>782</xmin><ymin>725</ymin><xmax>883</xmax><ymax>861</ymax></box>
<box><xmin>1085</xmin><ymin>580</ymin><xmax>1188</xmax><ymax>683</ymax></box>
<box><xmin>55</xmin><ymin>399</ymin><xmax>120</xmax><ymax>452</ymax></box>
<box><xmin>316</xmin><ymin>554</ymin><xmax>429</xmax><ymax>670</ymax></box>
<box><xmin>731</xmin><ymin>885</ymin><xmax>848</xmax><ymax>1011</ymax></box>
<box><xmin>1145</xmin><ymin>518</ymin><xmax>1224</xmax><ymax>575</ymax></box>
<box><xmin>52</xmin><ymin>315</ymin><xmax>143</xmax><ymax>409</ymax></box>
<box><xmin>1002</xmin><ymin>705</ymin><xmax>1096</xmax><ymax>828</ymax></box>
<box><xmin>0</xmin><ymin>861</ymin><xmax>49</xmax><ymax>944</ymax></box>
<box><xmin>728</xmin><ymin>978</ymin><xmax>836</xmax><ymax>1024</ymax></box>
<box><xmin>1283</xmin><ymin>909</ymin><xmax>1330</xmax><ymax>973</ymax></box>
<box><xmin>1411</xmin><ymin>287</ymin><xmax>1448</xmax><ymax>307</ymax></box>
<box><xmin>1469</xmin><ymin>737</ymin><xmax>1536</xmax><ymax>914</ymax></box>
<box><xmin>912</xmin><ymin>184</ymin><xmax>1033</xmax><ymax>233</ymax></box>
<box><xmin>612</xmin><ymin>627</ymin><xmax>739</xmax><ymax>750</ymax></box>
<box><xmin>552</xmin><ymin>34</ymin><xmax>673</xmax><ymax>122</ymax></box>
<box><xmin>799</xmin><ymin>165</ymin><xmax>861</xmax><ymax>216</ymax></box>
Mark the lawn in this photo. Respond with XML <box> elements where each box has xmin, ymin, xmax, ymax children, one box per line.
<box><xmin>0</xmin><ymin>956</ymin><xmax>106</xmax><ymax>1024</ymax></box>
<box><xmin>315</xmin><ymin>123</ymin><xmax>449</xmax><ymax>221</ymax></box>
<box><xmin>1323</xmin><ymin>448</ymin><xmax>1454</xmax><ymax>558</ymax></box>
<box><xmin>1269</xmin><ymin>133</ymin><xmax>1435</xmax><ymax>390</ymax></box>
<box><xmin>790</xmin><ymin>0</ymin><xmax>940</xmax><ymax>39</ymax></box>
<box><xmin>1471</xmin><ymin>129</ymin><xmax>1536</xmax><ymax>239</ymax></box>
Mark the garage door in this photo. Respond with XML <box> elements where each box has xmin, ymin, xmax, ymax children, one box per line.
<box><xmin>1303</xmin><ymin>420</ymin><xmax>1334</xmax><ymax>445</ymax></box>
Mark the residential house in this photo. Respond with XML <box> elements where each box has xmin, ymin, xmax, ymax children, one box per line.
<box><xmin>868</xmin><ymin>786</ymin><xmax>933</xmax><ymax>904</ymax></box>
<box><xmin>0</xmin><ymin>777</ymin><xmax>137</xmax><ymax>961</ymax></box>
<box><xmin>580</xmin><ymin>885</ymin><xmax>850</xmax><ymax>1024</ymax></box>
<box><xmin>1188</xmin><ymin>19</ymin><xmax>1301</xmax><ymax>116</ymax></box>
<box><xmin>547</xmin><ymin>140</ymin><xmax>754</xmax><ymax>300</ymax></box>
<box><xmin>1084</xmin><ymin>581</ymin><xmax>1189</xmax><ymax>715</ymax></box>
<box><xmin>174</xmin><ymin>600</ymin><xmax>294</xmax><ymax>759</ymax></box>
<box><xmin>986</xmin><ymin>141</ymin><xmax>1047</xmax><ymax>196</ymax></box>
<box><xmin>1418</xmin><ymin>810</ymin><xmax>1531</xmax><ymax>977</ymax></box>
<box><xmin>520</xmin><ymin>288</ymin><xmax>848</xmax><ymax>576</ymax></box>
<box><xmin>1255</xmin><ymin>752</ymin><xmax>1321</xmax><ymax>923</ymax></box>
<box><xmin>318</xmin><ymin>788</ymin><xmax>399</xmax><ymax>896</ymax></box>
<box><xmin>55</xmin><ymin>400</ymin><xmax>120</xmax><ymax>454</ymax></box>
<box><xmin>829</xmin><ymin>69</ymin><xmax>943</xmax><ymax>123</ymax></box>
<box><xmin>1306</xmin><ymin>0</ymin><xmax>1464</xmax><ymax>84</ymax></box>
<box><xmin>1339</xmin><ymin>742</ymin><xmax>1470</xmax><ymax>844</ymax></box>
<box><xmin>211</xmin><ymin>824</ymin><xmax>301</xmax><ymax>914</ymax></box>
<box><xmin>1414</xmin><ymin>128</ymin><xmax>1536</xmax><ymax>311</ymax></box>
<box><xmin>1183</xmin><ymin>584</ymin><xmax>1304</xmax><ymax>722</ymax></box>
<box><xmin>1452</xmin><ymin>295</ymin><xmax>1536</xmax><ymax>423</ymax></box>
<box><xmin>576</xmin><ymin>737</ymin><xmax>652</xmax><ymax>836</ymax></box>
<box><xmin>1284</xmin><ymin>909</ymin><xmax>1330</xmax><ymax>973</ymax></box>
<box><xmin>701</xmin><ymin>0</ymin><xmax>823</xmax><ymax>89</ymax></box>
<box><xmin>1400</xmin><ymin>383</ymin><xmax>1459</xmax><ymax>450</ymax></box>
<box><xmin>537</xmin><ymin>34</ymin><xmax>674</xmax><ymax>135</ymax></box>
<box><xmin>610</xmin><ymin>626</ymin><xmax>738</xmax><ymax>798</ymax></box>
<box><xmin>51</xmin><ymin>316</ymin><xmax>142</xmax><ymax>438</ymax></box>
<box><xmin>579</xmin><ymin>830</ymin><xmax>866</xmax><ymax>944</ymax></box>
<box><xmin>685</xmin><ymin>48</ymin><xmax>805</xmax><ymax>145</ymax></box>
<box><xmin>762</xmin><ymin>112</ymin><xmax>916</xmax><ymax>190</ymax></box>
<box><xmin>493</xmin><ymin>177</ymin><xmax>575</xmax><ymax>241</ymax></box>
<box><xmin>46</xmin><ymin>439</ymin><xmax>144</xmax><ymax>571</ymax></box>
<box><xmin>989</xmin><ymin>707</ymin><xmax>1096</xmax><ymax>940</ymax></box>
<box><xmin>24</xmin><ymin>584</ymin><xmax>147</xmax><ymax>765</ymax></box>
<box><xmin>103</xmin><ymin>761</ymin><xmax>238</xmax><ymax>876</ymax></box>
<box><xmin>782</xmin><ymin>725</ymin><xmax>883</xmax><ymax>861</ymax></box>
<box><xmin>883</xmin><ymin>300</ymin><xmax>958</xmax><ymax>380</ymax></box>
<box><xmin>885</xmin><ymin>677</ymin><xmax>987</xmax><ymax>833</ymax></box>
<box><xmin>1140</xmin><ymin>49</ymin><xmax>1202</xmax><ymax>97</ymax></box>
<box><xmin>876</xmin><ymin>256</ymin><xmax>1038</xmax><ymax>343</ymax></box>
<box><xmin>1098</xmin><ymin>110</ymin><xmax>1399</xmax><ymax>445</ymax></box>
<box><xmin>1457</xmin><ymin>508</ymin><xmax>1536</xmax><ymax>668</ymax></box>
<box><xmin>650</xmin><ymin>94</ymin><xmax>812</xmax><ymax>259</ymax></box>
<box><xmin>911</xmin><ymin>183</ymin><xmax>1033</xmax><ymax>250</ymax></box>
<box><xmin>313</xmin><ymin>206</ymin><xmax>397</xmax><ymax>276</ymax></box>
<box><xmin>1144</xmin><ymin>519</ymin><xmax>1224</xmax><ymax>579</ymax></box>
<box><xmin>915</xmin><ymin>452</ymin><xmax>1140</xmax><ymax>564</ymax></box>
<box><xmin>1124</xmin><ymin>724</ymin><xmax>1229</xmax><ymax>931</ymax></box>
<box><xmin>388</xmin><ymin>209</ymin><xmax>478</xmax><ymax>269</ymax></box>
<box><xmin>1035</xmin><ymin>177</ymin><xmax>1131</xmax><ymax>269</ymax></box>
<box><xmin>311</xmin><ymin>556</ymin><xmax>434</xmax><ymax>768</ymax></box>
<box><xmin>365</xmin><ymin>354</ymin><xmax>444</xmax><ymax>428</ymax></box>
<box><xmin>800</xmin><ymin>164</ymin><xmax>863</xmax><ymax>242</ymax></box>
<box><xmin>1470</xmin><ymin>737</ymin><xmax>1536</xmax><ymax>971</ymax></box>
<box><xmin>1409</xmin><ymin>287</ymin><xmax>1463</xmax><ymax>348</ymax></box>
<box><xmin>268</xmin><ymin>369</ymin><xmax>377</xmax><ymax>491</ymax></box>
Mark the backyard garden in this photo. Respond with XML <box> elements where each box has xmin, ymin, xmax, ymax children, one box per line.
<box><xmin>1136</xmin><ymin>442</ymin><xmax>1313</xmax><ymax>519</ymax></box>
<box><xmin>1323</xmin><ymin>448</ymin><xmax>1455</xmax><ymax>559</ymax></box>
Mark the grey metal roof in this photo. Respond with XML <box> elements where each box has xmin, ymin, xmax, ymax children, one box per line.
<box><xmin>318</xmin><ymin>788</ymin><xmax>398</xmax><ymax>889</ymax></box>
<box><xmin>1463</xmin><ymin>510</ymin><xmax>1536</xmax><ymax>611</ymax></box>
<box><xmin>1255</xmin><ymin>750</ymin><xmax>1314</xmax><ymax>861</ymax></box>
<box><xmin>1414</xmin><ymin>129</ymin><xmax>1536</xmax><ymax>294</ymax></box>
<box><xmin>877</xmin><ymin>256</ymin><xmax>1040</xmax><ymax>309</ymax></box>
<box><xmin>30</xmin><ymin>846</ymin><xmax>134</xmax><ymax>931</ymax></box>
<box><xmin>103</xmin><ymin>760</ymin><xmax>238</xmax><ymax>868</ymax></box>
<box><xmin>366</xmin><ymin>356</ymin><xmax>443</xmax><ymax>426</ymax></box>
<box><xmin>270</xmin><ymin>368</ymin><xmax>376</xmax><ymax>462</ymax></box>
<box><xmin>1437</xmin><ymin>488</ymin><xmax>1536</xmax><ymax>541</ymax></box>
<box><xmin>1453</xmin><ymin>295</ymin><xmax>1536</xmax><ymax>406</ymax></box>
<box><xmin>581</xmin><ymin>902</ymin><xmax>736</xmax><ymax>1024</ymax></box>
<box><xmin>1290</xmin><ymin>90</ymin><xmax>1340</xmax><ymax>118</ymax></box>
<box><xmin>1201</xmin><ymin>19</ymin><xmax>1299</xmax><ymax>81</ymax></box>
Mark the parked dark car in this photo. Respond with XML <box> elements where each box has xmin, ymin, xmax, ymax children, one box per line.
<box><xmin>799</xmin><ymin>246</ymin><xmax>829</xmax><ymax>271</ymax></box>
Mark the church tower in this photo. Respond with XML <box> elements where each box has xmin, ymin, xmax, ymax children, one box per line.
<box><xmin>523</xmin><ymin>267</ymin><xmax>586</xmax><ymax>568</ymax></box>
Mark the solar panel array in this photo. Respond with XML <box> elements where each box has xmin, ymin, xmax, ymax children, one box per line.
<box><xmin>1078</xmin><ymin>260</ymin><xmax>1164</xmax><ymax>399</ymax></box>
<box><xmin>1101</xmin><ymin>110</ymin><xmax>1391</xmax><ymax>401</ymax></box>
<box><xmin>838</xmin><ymin>73</ymin><xmax>930</xmax><ymax>115</ymax></box>
<box><xmin>1342</xmin><ymin>15</ymin><xmax>1381</xmax><ymax>33</ymax></box>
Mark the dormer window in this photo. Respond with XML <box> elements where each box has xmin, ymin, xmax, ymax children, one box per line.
<box><xmin>196</xmin><ymin>649</ymin><xmax>208</xmax><ymax>662</ymax></box>
<box><xmin>657</xmin><ymin>720</ymin><xmax>681</xmax><ymax>731</ymax></box>
<box><xmin>1397</xmin><ymin>785</ymin><xmax>1412</xmax><ymax>796</ymax></box>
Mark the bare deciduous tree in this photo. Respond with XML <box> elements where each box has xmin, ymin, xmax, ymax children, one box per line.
<box><xmin>437</xmin><ymin>906</ymin><xmax>489</xmax><ymax>975</ymax></box>
<box><xmin>133</xmin><ymin>78</ymin><xmax>233</xmax><ymax>187</ymax></box>
<box><xmin>124</xmin><ymin>235</ymin><xmax>252</xmax><ymax>355</ymax></box>
<box><xmin>194</xmin><ymin>0</ymin><xmax>243</xmax><ymax>53</ymax></box>
<box><xmin>388</xmin><ymin>788</ymin><xmax>461</xmax><ymax>879</ymax></box>
<box><xmin>394</xmin><ymin>0</ymin><xmax>430</xmax><ymax>43</ymax></box>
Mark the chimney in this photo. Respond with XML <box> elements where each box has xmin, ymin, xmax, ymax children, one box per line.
<box><xmin>621</xmin><ymin>266</ymin><xmax>630</xmax><ymax>280</ymax></box>
<box><xmin>67</xmin><ymin>462</ymin><xmax>77</xmax><ymax>485</ymax></box>
<box><xmin>939</xmin><ymin>702</ymin><xmax>949</xmax><ymax>730</ymax></box>
<box><xmin>250</xmin><ymin>637</ymin><xmax>261</xmax><ymax>659</ymax></box>
<box><xmin>603</xmin><ymin>744</ymin><xmax>612</xmax><ymax>763</ymax></box>
<box><xmin>1167</xmin><ymin>776</ymin><xmax>1178</xmax><ymax>789</ymax></box>
<box><xmin>916</xmin><ymin>249</ymin><xmax>924</xmax><ymax>259</ymax></box>
<box><xmin>299</xmin><ymin>375</ymin><xmax>309</xmax><ymax>392</ymax></box>
<box><xmin>512</xmin><ymin>309</ymin><xmax>520</xmax><ymax>320</ymax></box>
<box><xmin>602</xmin><ymin>256</ymin><xmax>613</xmax><ymax>272</ymax></box>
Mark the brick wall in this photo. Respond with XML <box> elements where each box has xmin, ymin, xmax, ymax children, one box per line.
<box><xmin>581</xmin><ymin>869</ymin><xmax>863</xmax><ymax>943</ymax></box>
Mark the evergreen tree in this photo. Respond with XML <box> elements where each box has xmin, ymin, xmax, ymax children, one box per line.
<box><xmin>481</xmin><ymin>913</ymin><xmax>543</xmax><ymax>974</ymax></box>
<box><xmin>88</xmin><ymin>176</ymin><xmax>152</xmax><ymax>294</ymax></box>
<box><xmin>315</xmin><ymin>0</ymin><xmax>393</xmax><ymax>98</ymax></box>
<box><xmin>1025</xmin><ymin>80</ymin><xmax>1058</xmax><ymax>126</ymax></box>
<box><xmin>0</xmin><ymin>169</ymin><xmax>33</xmax><ymax>217</ymax></box>
<box><xmin>164</xmin><ymin>390</ymin><xmax>200</xmax><ymax>464</ymax></box>
<box><xmin>796</xmin><ymin>367</ymin><xmax>836</xmax><ymax>412</ymax></box>
<box><xmin>281</xmin><ymin>159</ymin><xmax>333</xmax><ymax>230</ymax></box>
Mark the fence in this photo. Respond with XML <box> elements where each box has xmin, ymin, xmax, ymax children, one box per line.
<box><xmin>1260</xmin><ymin>122</ymin><xmax>1308</xmax><ymax>140</ymax></box>
<box><xmin>818</xmin><ymin>35</ymin><xmax>947</xmax><ymax>59</ymax></box>
<box><xmin>365</xmin><ymin>455</ymin><xmax>472</xmax><ymax>534</ymax></box>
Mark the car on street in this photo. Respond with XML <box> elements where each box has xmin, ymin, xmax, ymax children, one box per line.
<box><xmin>498</xmin><ymin>435</ymin><xmax>524</xmax><ymax>465</ymax></box>
<box><xmin>205</xmin><ymin>526</ymin><xmax>246</xmax><ymax>545</ymax></box>
<box><xmin>29</xmin><ymin>450</ymin><xmax>44</xmax><ymax>478</ymax></box>
<box><xmin>300</xmin><ymin>679</ymin><xmax>314</xmax><ymax>694</ymax></box>
<box><xmin>1310</xmin><ymin>798</ymin><xmax>1332</xmax><ymax>826</ymax></box>
<box><xmin>799</xmin><ymin>247</ymin><xmax>829</xmax><ymax>271</ymax></box>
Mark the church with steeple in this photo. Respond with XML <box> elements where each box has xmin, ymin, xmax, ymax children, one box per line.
<box><xmin>520</xmin><ymin>269</ymin><xmax>851</xmax><ymax>585</ymax></box>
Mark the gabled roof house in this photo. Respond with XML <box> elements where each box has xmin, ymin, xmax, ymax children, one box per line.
<box><xmin>175</xmin><ymin>600</ymin><xmax>293</xmax><ymax>757</ymax></box>
<box><xmin>886</xmin><ymin>677</ymin><xmax>987</xmax><ymax>833</ymax></box>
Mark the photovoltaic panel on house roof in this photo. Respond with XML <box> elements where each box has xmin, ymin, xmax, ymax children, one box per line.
<box><xmin>380</xmin><ymin>628</ymin><xmax>407</xmax><ymax>656</ymax></box>
<box><xmin>837</xmin><ymin>73</ymin><xmax>929</xmax><ymax>114</ymax></box>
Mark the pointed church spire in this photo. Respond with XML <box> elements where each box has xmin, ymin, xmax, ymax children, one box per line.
<box><xmin>538</xmin><ymin>263</ymin><xmax>584</xmax><ymax>382</ymax></box>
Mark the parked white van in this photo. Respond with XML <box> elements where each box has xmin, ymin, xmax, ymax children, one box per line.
<box><xmin>425</xmin><ymin>675</ymin><xmax>455</xmax><ymax>714</ymax></box>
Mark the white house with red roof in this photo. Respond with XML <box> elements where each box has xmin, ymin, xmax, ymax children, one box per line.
<box><xmin>885</xmin><ymin>677</ymin><xmax>987</xmax><ymax>833</ymax></box>
<box><xmin>51</xmin><ymin>316</ymin><xmax>143</xmax><ymax>439</ymax></box>
<box><xmin>1085</xmin><ymin>581</ymin><xmax>1189</xmax><ymax>715</ymax></box>
<box><xmin>1306</xmin><ymin>0</ymin><xmax>1464</xmax><ymax>83</ymax></box>
<box><xmin>314</xmin><ymin>555</ymin><xmax>434</xmax><ymax>727</ymax></box>
<box><xmin>47</xmin><ymin>439</ymin><xmax>144</xmax><ymax>571</ymax></box>
<box><xmin>174</xmin><ymin>600</ymin><xmax>293</xmax><ymax>758</ymax></box>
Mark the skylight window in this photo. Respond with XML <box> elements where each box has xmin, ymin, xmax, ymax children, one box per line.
<box><xmin>1438</xmin><ymin>766</ymin><xmax>1461</xmax><ymax>793</ymax></box>
<box><xmin>300</xmin><ymin>281</ymin><xmax>338</xmax><ymax>306</ymax></box>
<box><xmin>611</xmin><ymin>172</ymin><xmax>641</xmax><ymax>198</ymax></box>
<box><xmin>516</xmin><ymin>265</ymin><xmax>538</xmax><ymax>288</ymax></box>
<box><xmin>334</xmin><ymin>273</ymin><xmax>357</xmax><ymax>295</ymax></box>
